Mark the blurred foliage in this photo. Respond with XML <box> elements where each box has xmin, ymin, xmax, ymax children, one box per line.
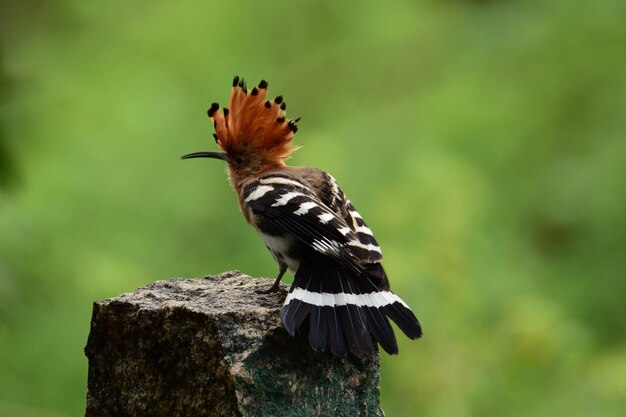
<box><xmin>0</xmin><ymin>49</ymin><xmax>16</xmax><ymax>189</ymax></box>
<box><xmin>1</xmin><ymin>0</ymin><xmax>625</xmax><ymax>416</ymax></box>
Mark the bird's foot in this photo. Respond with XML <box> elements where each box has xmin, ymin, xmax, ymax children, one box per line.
<box><xmin>255</xmin><ymin>282</ymin><xmax>286</xmax><ymax>294</ymax></box>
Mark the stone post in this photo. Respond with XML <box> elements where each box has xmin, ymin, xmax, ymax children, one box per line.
<box><xmin>85</xmin><ymin>271</ymin><xmax>385</xmax><ymax>417</ymax></box>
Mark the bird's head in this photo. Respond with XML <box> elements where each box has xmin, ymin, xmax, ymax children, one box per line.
<box><xmin>182</xmin><ymin>76</ymin><xmax>300</xmax><ymax>187</ymax></box>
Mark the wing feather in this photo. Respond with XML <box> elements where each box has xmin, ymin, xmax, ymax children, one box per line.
<box><xmin>243</xmin><ymin>177</ymin><xmax>363</xmax><ymax>273</ymax></box>
<box><xmin>320</xmin><ymin>174</ymin><xmax>383</xmax><ymax>264</ymax></box>
<box><xmin>244</xmin><ymin>172</ymin><xmax>384</xmax><ymax>269</ymax></box>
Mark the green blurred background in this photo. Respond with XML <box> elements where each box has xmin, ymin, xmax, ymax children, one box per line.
<box><xmin>1</xmin><ymin>0</ymin><xmax>625</xmax><ymax>416</ymax></box>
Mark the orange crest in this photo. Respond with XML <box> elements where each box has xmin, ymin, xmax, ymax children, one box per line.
<box><xmin>208</xmin><ymin>76</ymin><xmax>301</xmax><ymax>161</ymax></box>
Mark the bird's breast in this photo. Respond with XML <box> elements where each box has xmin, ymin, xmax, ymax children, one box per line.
<box><xmin>250</xmin><ymin>212</ymin><xmax>303</xmax><ymax>273</ymax></box>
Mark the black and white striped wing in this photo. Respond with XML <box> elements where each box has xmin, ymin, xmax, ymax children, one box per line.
<box><xmin>321</xmin><ymin>174</ymin><xmax>383</xmax><ymax>264</ymax></box>
<box><xmin>243</xmin><ymin>176</ymin><xmax>364</xmax><ymax>273</ymax></box>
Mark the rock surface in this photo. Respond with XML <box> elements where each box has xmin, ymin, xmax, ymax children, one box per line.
<box><xmin>85</xmin><ymin>271</ymin><xmax>385</xmax><ymax>417</ymax></box>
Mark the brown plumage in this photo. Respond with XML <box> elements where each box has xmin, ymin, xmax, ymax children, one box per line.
<box><xmin>210</xmin><ymin>77</ymin><xmax>301</xmax><ymax>168</ymax></box>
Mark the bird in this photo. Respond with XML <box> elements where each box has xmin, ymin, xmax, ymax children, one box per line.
<box><xmin>182</xmin><ymin>76</ymin><xmax>422</xmax><ymax>356</ymax></box>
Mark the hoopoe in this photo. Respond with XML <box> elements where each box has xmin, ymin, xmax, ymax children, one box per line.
<box><xmin>182</xmin><ymin>76</ymin><xmax>422</xmax><ymax>356</ymax></box>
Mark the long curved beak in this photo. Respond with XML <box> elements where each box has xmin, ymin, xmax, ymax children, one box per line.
<box><xmin>180</xmin><ymin>151</ymin><xmax>228</xmax><ymax>161</ymax></box>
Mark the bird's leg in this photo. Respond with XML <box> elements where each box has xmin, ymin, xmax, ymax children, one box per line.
<box><xmin>256</xmin><ymin>264</ymin><xmax>288</xmax><ymax>294</ymax></box>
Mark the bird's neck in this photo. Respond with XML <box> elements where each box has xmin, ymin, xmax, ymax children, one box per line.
<box><xmin>230</xmin><ymin>161</ymin><xmax>290</xmax><ymax>223</ymax></box>
<box><xmin>229</xmin><ymin>161</ymin><xmax>287</xmax><ymax>191</ymax></box>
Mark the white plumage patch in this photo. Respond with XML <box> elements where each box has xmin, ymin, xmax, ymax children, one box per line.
<box><xmin>349</xmin><ymin>209</ymin><xmax>362</xmax><ymax>219</ymax></box>
<box><xmin>283</xmin><ymin>288</ymin><xmax>410</xmax><ymax>309</ymax></box>
<box><xmin>311</xmin><ymin>238</ymin><xmax>341</xmax><ymax>255</ymax></box>
<box><xmin>272</xmin><ymin>191</ymin><xmax>305</xmax><ymax>207</ymax></box>
<box><xmin>244</xmin><ymin>185</ymin><xmax>274</xmax><ymax>202</ymax></box>
<box><xmin>317</xmin><ymin>213</ymin><xmax>334</xmax><ymax>224</ymax></box>
<box><xmin>338</xmin><ymin>226</ymin><xmax>352</xmax><ymax>236</ymax></box>
<box><xmin>354</xmin><ymin>225</ymin><xmax>374</xmax><ymax>235</ymax></box>
<box><xmin>348</xmin><ymin>240</ymin><xmax>382</xmax><ymax>253</ymax></box>
<box><xmin>294</xmin><ymin>201</ymin><xmax>318</xmax><ymax>215</ymax></box>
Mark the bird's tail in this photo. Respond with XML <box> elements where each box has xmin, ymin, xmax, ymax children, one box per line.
<box><xmin>281</xmin><ymin>250</ymin><xmax>422</xmax><ymax>356</ymax></box>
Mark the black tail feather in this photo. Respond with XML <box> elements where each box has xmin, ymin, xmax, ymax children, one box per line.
<box><xmin>309</xmin><ymin>304</ymin><xmax>328</xmax><ymax>351</ymax></box>
<box><xmin>362</xmin><ymin>272</ymin><xmax>423</xmax><ymax>340</ymax></box>
<box><xmin>383</xmin><ymin>302</ymin><xmax>423</xmax><ymax>340</ymax></box>
<box><xmin>280</xmin><ymin>249</ymin><xmax>421</xmax><ymax>356</ymax></box>
<box><xmin>336</xmin><ymin>273</ymin><xmax>374</xmax><ymax>355</ymax></box>
<box><xmin>308</xmin><ymin>280</ymin><xmax>328</xmax><ymax>351</ymax></box>
<box><xmin>363</xmin><ymin>304</ymin><xmax>398</xmax><ymax>354</ymax></box>
<box><xmin>281</xmin><ymin>275</ymin><xmax>312</xmax><ymax>336</ymax></box>
<box><xmin>327</xmin><ymin>304</ymin><xmax>348</xmax><ymax>355</ymax></box>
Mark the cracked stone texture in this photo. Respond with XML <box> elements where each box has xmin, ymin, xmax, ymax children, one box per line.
<box><xmin>85</xmin><ymin>271</ymin><xmax>385</xmax><ymax>417</ymax></box>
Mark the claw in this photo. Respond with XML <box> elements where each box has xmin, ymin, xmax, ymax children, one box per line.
<box><xmin>255</xmin><ymin>283</ymin><xmax>286</xmax><ymax>294</ymax></box>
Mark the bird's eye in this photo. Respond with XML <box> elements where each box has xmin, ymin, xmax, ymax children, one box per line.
<box><xmin>235</xmin><ymin>156</ymin><xmax>243</xmax><ymax>165</ymax></box>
